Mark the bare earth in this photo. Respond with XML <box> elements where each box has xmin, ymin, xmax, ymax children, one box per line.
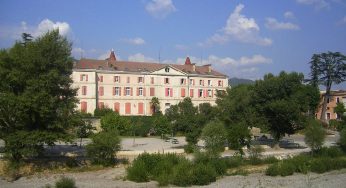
<box><xmin>1</xmin><ymin>167</ymin><xmax>346</xmax><ymax>188</ymax></box>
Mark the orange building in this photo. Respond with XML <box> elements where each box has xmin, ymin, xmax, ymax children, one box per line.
<box><xmin>316</xmin><ymin>90</ymin><xmax>346</xmax><ymax>121</ymax></box>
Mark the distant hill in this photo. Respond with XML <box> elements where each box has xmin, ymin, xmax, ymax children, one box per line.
<box><xmin>229</xmin><ymin>77</ymin><xmax>255</xmax><ymax>87</ymax></box>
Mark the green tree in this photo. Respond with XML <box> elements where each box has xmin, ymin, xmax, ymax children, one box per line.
<box><xmin>308</xmin><ymin>52</ymin><xmax>346</xmax><ymax>122</ymax></box>
<box><xmin>74</xmin><ymin>112</ymin><xmax>95</xmax><ymax>147</ymax></box>
<box><xmin>201</xmin><ymin>121</ymin><xmax>227</xmax><ymax>154</ymax></box>
<box><xmin>94</xmin><ymin>107</ymin><xmax>113</xmax><ymax>117</ymax></box>
<box><xmin>0</xmin><ymin>30</ymin><xmax>77</xmax><ymax>162</ymax></box>
<box><xmin>100</xmin><ymin>111</ymin><xmax>130</xmax><ymax>135</ymax></box>
<box><xmin>198</xmin><ymin>103</ymin><xmax>216</xmax><ymax>126</ymax></box>
<box><xmin>86</xmin><ymin>130</ymin><xmax>121</xmax><ymax>166</ymax></box>
<box><xmin>339</xmin><ymin>128</ymin><xmax>346</xmax><ymax>152</ymax></box>
<box><xmin>252</xmin><ymin>72</ymin><xmax>320</xmax><ymax>142</ymax></box>
<box><xmin>150</xmin><ymin>97</ymin><xmax>161</xmax><ymax>114</ymax></box>
<box><xmin>304</xmin><ymin>119</ymin><xmax>326</xmax><ymax>154</ymax></box>
<box><xmin>153</xmin><ymin>112</ymin><xmax>170</xmax><ymax>139</ymax></box>
<box><xmin>334</xmin><ymin>102</ymin><xmax>345</xmax><ymax>120</ymax></box>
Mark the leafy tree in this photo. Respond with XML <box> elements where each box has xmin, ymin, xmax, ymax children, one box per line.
<box><xmin>150</xmin><ymin>97</ymin><xmax>161</xmax><ymax>114</ymax></box>
<box><xmin>304</xmin><ymin>119</ymin><xmax>326</xmax><ymax>154</ymax></box>
<box><xmin>201</xmin><ymin>121</ymin><xmax>227</xmax><ymax>154</ymax></box>
<box><xmin>334</xmin><ymin>102</ymin><xmax>345</xmax><ymax>120</ymax></box>
<box><xmin>165</xmin><ymin>97</ymin><xmax>200</xmax><ymax>145</ymax></box>
<box><xmin>252</xmin><ymin>72</ymin><xmax>320</xmax><ymax>142</ymax></box>
<box><xmin>0</xmin><ymin>30</ymin><xmax>77</xmax><ymax>162</ymax></box>
<box><xmin>86</xmin><ymin>130</ymin><xmax>121</xmax><ymax>166</ymax></box>
<box><xmin>308</xmin><ymin>52</ymin><xmax>346</xmax><ymax>122</ymax></box>
<box><xmin>339</xmin><ymin>128</ymin><xmax>346</xmax><ymax>152</ymax></box>
<box><xmin>100</xmin><ymin>111</ymin><xmax>130</xmax><ymax>135</ymax></box>
<box><xmin>21</xmin><ymin>33</ymin><xmax>33</xmax><ymax>46</ymax></box>
<box><xmin>153</xmin><ymin>112</ymin><xmax>170</xmax><ymax>138</ymax></box>
<box><xmin>198</xmin><ymin>103</ymin><xmax>216</xmax><ymax>126</ymax></box>
<box><xmin>94</xmin><ymin>107</ymin><xmax>113</xmax><ymax>117</ymax></box>
<box><xmin>74</xmin><ymin>113</ymin><xmax>95</xmax><ymax>147</ymax></box>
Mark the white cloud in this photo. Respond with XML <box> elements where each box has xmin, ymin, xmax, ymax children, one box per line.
<box><xmin>175</xmin><ymin>44</ymin><xmax>189</xmax><ymax>51</ymax></box>
<box><xmin>34</xmin><ymin>19</ymin><xmax>70</xmax><ymax>37</ymax></box>
<box><xmin>128</xmin><ymin>53</ymin><xmax>157</xmax><ymax>62</ymax></box>
<box><xmin>72</xmin><ymin>47</ymin><xmax>85</xmax><ymax>58</ymax></box>
<box><xmin>296</xmin><ymin>0</ymin><xmax>330</xmax><ymax>10</ymax></box>
<box><xmin>200</xmin><ymin>4</ymin><xmax>272</xmax><ymax>47</ymax></box>
<box><xmin>145</xmin><ymin>0</ymin><xmax>176</xmax><ymax>19</ymax></box>
<box><xmin>284</xmin><ymin>11</ymin><xmax>295</xmax><ymax>19</ymax></box>
<box><xmin>122</xmin><ymin>37</ymin><xmax>146</xmax><ymax>45</ymax></box>
<box><xmin>265</xmin><ymin>18</ymin><xmax>300</xmax><ymax>30</ymax></box>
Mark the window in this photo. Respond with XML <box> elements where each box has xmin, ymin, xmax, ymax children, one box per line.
<box><xmin>190</xmin><ymin>89</ymin><xmax>194</xmax><ymax>97</ymax></box>
<box><xmin>138</xmin><ymin>87</ymin><xmax>143</xmax><ymax>96</ymax></box>
<box><xmin>181</xmin><ymin>88</ymin><xmax>186</xmax><ymax>97</ymax></box>
<box><xmin>180</xmin><ymin>78</ymin><xmax>186</xmax><ymax>85</ymax></box>
<box><xmin>81</xmin><ymin>101</ymin><xmax>87</xmax><ymax>113</ymax></box>
<box><xmin>80</xmin><ymin>74</ymin><xmax>88</xmax><ymax>81</ymax></box>
<box><xmin>337</xmin><ymin>97</ymin><xmax>340</xmax><ymax>103</ymax></box>
<box><xmin>190</xmin><ymin>79</ymin><xmax>194</xmax><ymax>85</ymax></box>
<box><xmin>127</xmin><ymin>77</ymin><xmax>130</xmax><ymax>83</ymax></box>
<box><xmin>150</xmin><ymin>87</ymin><xmax>155</xmax><ymax>96</ymax></box>
<box><xmin>151</xmin><ymin>77</ymin><xmax>154</xmax><ymax>84</ymax></box>
<box><xmin>326</xmin><ymin>113</ymin><xmax>331</xmax><ymax>120</ymax></box>
<box><xmin>114</xmin><ymin>102</ymin><xmax>120</xmax><ymax>112</ymax></box>
<box><xmin>208</xmin><ymin>89</ymin><xmax>212</xmax><ymax>97</ymax></box>
<box><xmin>113</xmin><ymin>87</ymin><xmax>120</xmax><ymax>96</ymax></box>
<box><xmin>125</xmin><ymin>102</ymin><xmax>131</xmax><ymax>114</ymax></box>
<box><xmin>138</xmin><ymin>103</ymin><xmax>144</xmax><ymax>115</ymax></box>
<box><xmin>199</xmin><ymin>80</ymin><xmax>204</xmax><ymax>86</ymax></box>
<box><xmin>208</xmin><ymin>80</ymin><xmax>212</xmax><ymax>86</ymax></box>
<box><xmin>114</xmin><ymin>76</ymin><xmax>120</xmax><ymax>83</ymax></box>
<box><xmin>165</xmin><ymin>67</ymin><xmax>170</xmax><ymax>72</ymax></box>
<box><xmin>125</xmin><ymin>87</ymin><xmax>131</xmax><ymax>96</ymax></box>
<box><xmin>164</xmin><ymin>78</ymin><xmax>170</xmax><ymax>84</ymax></box>
<box><xmin>327</xmin><ymin>97</ymin><xmax>330</xmax><ymax>103</ymax></box>
<box><xmin>165</xmin><ymin>88</ymin><xmax>173</xmax><ymax>97</ymax></box>
<box><xmin>82</xmin><ymin>86</ymin><xmax>87</xmax><ymax>95</ymax></box>
<box><xmin>218</xmin><ymin>80</ymin><xmax>223</xmax><ymax>87</ymax></box>
<box><xmin>99</xmin><ymin>86</ymin><xmax>104</xmax><ymax>96</ymax></box>
<box><xmin>165</xmin><ymin>103</ymin><xmax>171</xmax><ymax>109</ymax></box>
<box><xmin>138</xmin><ymin>77</ymin><xmax>144</xmax><ymax>83</ymax></box>
<box><xmin>199</xmin><ymin>89</ymin><xmax>203</xmax><ymax>97</ymax></box>
<box><xmin>98</xmin><ymin>75</ymin><xmax>103</xmax><ymax>82</ymax></box>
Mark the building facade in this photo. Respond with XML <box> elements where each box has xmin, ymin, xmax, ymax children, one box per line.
<box><xmin>316</xmin><ymin>90</ymin><xmax>346</xmax><ymax>121</ymax></box>
<box><xmin>72</xmin><ymin>51</ymin><xmax>229</xmax><ymax>115</ymax></box>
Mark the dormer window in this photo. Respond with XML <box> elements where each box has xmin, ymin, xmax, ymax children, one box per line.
<box><xmin>165</xmin><ymin>67</ymin><xmax>170</xmax><ymax>72</ymax></box>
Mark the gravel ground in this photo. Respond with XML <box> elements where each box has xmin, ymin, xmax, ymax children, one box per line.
<box><xmin>1</xmin><ymin>167</ymin><xmax>346</xmax><ymax>188</ymax></box>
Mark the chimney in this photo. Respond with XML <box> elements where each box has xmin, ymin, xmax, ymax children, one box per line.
<box><xmin>185</xmin><ymin>56</ymin><xmax>191</xmax><ymax>65</ymax></box>
<box><xmin>192</xmin><ymin>63</ymin><xmax>196</xmax><ymax>72</ymax></box>
<box><xmin>204</xmin><ymin>64</ymin><xmax>212</xmax><ymax>73</ymax></box>
<box><xmin>109</xmin><ymin>49</ymin><xmax>116</xmax><ymax>61</ymax></box>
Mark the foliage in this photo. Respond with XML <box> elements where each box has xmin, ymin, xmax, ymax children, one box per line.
<box><xmin>252</xmin><ymin>72</ymin><xmax>320</xmax><ymax>141</ymax></box>
<box><xmin>309</xmin><ymin>52</ymin><xmax>346</xmax><ymax>122</ymax></box>
<box><xmin>100</xmin><ymin>111</ymin><xmax>130</xmax><ymax>135</ymax></box>
<box><xmin>340</xmin><ymin>128</ymin><xmax>346</xmax><ymax>152</ymax></box>
<box><xmin>86</xmin><ymin>130</ymin><xmax>120</xmax><ymax>166</ymax></box>
<box><xmin>165</xmin><ymin>97</ymin><xmax>200</xmax><ymax>145</ymax></box>
<box><xmin>55</xmin><ymin>176</ymin><xmax>77</xmax><ymax>188</ymax></box>
<box><xmin>334</xmin><ymin>102</ymin><xmax>346</xmax><ymax>120</ymax></box>
<box><xmin>201</xmin><ymin>121</ymin><xmax>227</xmax><ymax>153</ymax></box>
<box><xmin>150</xmin><ymin>97</ymin><xmax>161</xmax><ymax>114</ymax></box>
<box><xmin>248</xmin><ymin>145</ymin><xmax>264</xmax><ymax>165</ymax></box>
<box><xmin>73</xmin><ymin>112</ymin><xmax>95</xmax><ymax>146</ymax></box>
<box><xmin>0</xmin><ymin>30</ymin><xmax>77</xmax><ymax>162</ymax></box>
<box><xmin>93</xmin><ymin>107</ymin><xmax>113</xmax><ymax>117</ymax></box>
<box><xmin>152</xmin><ymin>113</ymin><xmax>170</xmax><ymax>138</ymax></box>
<box><xmin>304</xmin><ymin>119</ymin><xmax>326</xmax><ymax>153</ymax></box>
<box><xmin>126</xmin><ymin>116</ymin><xmax>155</xmax><ymax>137</ymax></box>
<box><xmin>198</xmin><ymin>103</ymin><xmax>217</xmax><ymax>126</ymax></box>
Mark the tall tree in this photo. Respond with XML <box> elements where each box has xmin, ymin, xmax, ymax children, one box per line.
<box><xmin>308</xmin><ymin>52</ymin><xmax>346</xmax><ymax>122</ymax></box>
<box><xmin>0</xmin><ymin>30</ymin><xmax>77</xmax><ymax>162</ymax></box>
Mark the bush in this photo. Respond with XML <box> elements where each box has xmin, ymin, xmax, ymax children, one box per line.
<box><xmin>184</xmin><ymin>144</ymin><xmax>196</xmax><ymax>153</ymax></box>
<box><xmin>201</xmin><ymin>121</ymin><xmax>227</xmax><ymax>154</ymax></box>
<box><xmin>304</xmin><ymin>119</ymin><xmax>326</xmax><ymax>153</ymax></box>
<box><xmin>86</xmin><ymin>130</ymin><xmax>121</xmax><ymax>166</ymax></box>
<box><xmin>100</xmin><ymin>112</ymin><xmax>131</xmax><ymax>135</ymax></box>
<box><xmin>266</xmin><ymin>163</ymin><xmax>280</xmax><ymax>176</ymax></box>
<box><xmin>171</xmin><ymin>161</ymin><xmax>194</xmax><ymax>186</ymax></box>
<box><xmin>194</xmin><ymin>152</ymin><xmax>227</xmax><ymax>175</ymax></box>
<box><xmin>191</xmin><ymin>163</ymin><xmax>217</xmax><ymax>185</ymax></box>
<box><xmin>340</xmin><ymin>128</ymin><xmax>346</xmax><ymax>152</ymax></box>
<box><xmin>93</xmin><ymin>108</ymin><xmax>114</xmax><ymax>117</ymax></box>
<box><xmin>248</xmin><ymin>145</ymin><xmax>264</xmax><ymax>165</ymax></box>
<box><xmin>55</xmin><ymin>177</ymin><xmax>77</xmax><ymax>188</ymax></box>
<box><xmin>225</xmin><ymin>156</ymin><xmax>244</xmax><ymax>168</ymax></box>
<box><xmin>314</xmin><ymin>147</ymin><xmax>344</xmax><ymax>157</ymax></box>
<box><xmin>265</xmin><ymin>161</ymin><xmax>295</xmax><ymax>176</ymax></box>
<box><xmin>126</xmin><ymin>160</ymin><xmax>150</xmax><ymax>182</ymax></box>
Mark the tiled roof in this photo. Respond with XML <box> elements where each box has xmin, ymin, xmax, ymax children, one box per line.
<box><xmin>74</xmin><ymin>58</ymin><xmax>227</xmax><ymax>77</ymax></box>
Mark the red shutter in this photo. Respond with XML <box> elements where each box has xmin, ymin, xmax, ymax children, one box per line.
<box><xmin>86</xmin><ymin>75</ymin><xmax>88</xmax><ymax>81</ymax></box>
<box><xmin>81</xmin><ymin>101</ymin><xmax>87</xmax><ymax>112</ymax></box>
<box><xmin>114</xmin><ymin>102</ymin><xmax>120</xmax><ymax>112</ymax></box>
<box><xmin>80</xmin><ymin>75</ymin><xmax>83</xmax><ymax>81</ymax></box>
<box><xmin>150</xmin><ymin>88</ymin><xmax>155</xmax><ymax>96</ymax></box>
<box><xmin>221</xmin><ymin>80</ymin><xmax>223</xmax><ymax>87</ymax></box>
<box><xmin>205</xmin><ymin>89</ymin><xmax>208</xmax><ymax>97</ymax></box>
<box><xmin>190</xmin><ymin>89</ymin><xmax>193</xmax><ymax>97</ymax></box>
<box><xmin>165</xmin><ymin>88</ymin><xmax>169</xmax><ymax>96</ymax></box>
<box><xmin>138</xmin><ymin>103</ymin><xmax>144</xmax><ymax>115</ymax></box>
<box><xmin>137</xmin><ymin>88</ymin><xmax>139</xmax><ymax>96</ymax></box>
<box><xmin>100</xmin><ymin>76</ymin><xmax>103</xmax><ymax>82</ymax></box>
<box><xmin>170</xmin><ymin>88</ymin><xmax>173</xmax><ymax>97</ymax></box>
<box><xmin>113</xmin><ymin>87</ymin><xmax>115</xmax><ymax>95</ymax></box>
<box><xmin>181</xmin><ymin>88</ymin><xmax>185</xmax><ymax>97</ymax></box>
<box><xmin>125</xmin><ymin>103</ymin><xmax>131</xmax><ymax>114</ymax></box>
<box><xmin>98</xmin><ymin>102</ymin><xmax>104</xmax><ymax>109</ymax></box>
<box><xmin>99</xmin><ymin>87</ymin><xmax>104</xmax><ymax>96</ymax></box>
<box><xmin>130</xmin><ymin>87</ymin><xmax>133</xmax><ymax>96</ymax></box>
<box><xmin>123</xmin><ymin>87</ymin><xmax>126</xmax><ymax>96</ymax></box>
<box><xmin>143</xmin><ymin>88</ymin><xmax>146</xmax><ymax>96</ymax></box>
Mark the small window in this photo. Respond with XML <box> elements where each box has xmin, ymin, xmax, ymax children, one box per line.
<box><xmin>114</xmin><ymin>87</ymin><xmax>120</xmax><ymax>96</ymax></box>
<box><xmin>165</xmin><ymin>67</ymin><xmax>170</xmax><ymax>72</ymax></box>
<box><xmin>151</xmin><ymin>77</ymin><xmax>154</xmax><ymax>84</ymax></box>
<box><xmin>138</xmin><ymin>77</ymin><xmax>144</xmax><ymax>83</ymax></box>
<box><xmin>180</xmin><ymin>78</ymin><xmax>185</xmax><ymax>85</ymax></box>
<box><xmin>139</xmin><ymin>87</ymin><xmax>143</xmax><ymax>96</ymax></box>
<box><xmin>82</xmin><ymin>86</ymin><xmax>87</xmax><ymax>95</ymax></box>
<box><xmin>98</xmin><ymin>76</ymin><xmax>103</xmax><ymax>82</ymax></box>
<box><xmin>190</xmin><ymin>79</ymin><xmax>194</xmax><ymax>85</ymax></box>
<box><xmin>208</xmin><ymin>80</ymin><xmax>212</xmax><ymax>86</ymax></box>
<box><xmin>337</xmin><ymin>97</ymin><xmax>340</xmax><ymax>103</ymax></box>
<box><xmin>208</xmin><ymin>89</ymin><xmax>212</xmax><ymax>97</ymax></box>
<box><xmin>199</xmin><ymin>80</ymin><xmax>203</xmax><ymax>86</ymax></box>
<box><xmin>165</xmin><ymin>103</ymin><xmax>171</xmax><ymax>108</ymax></box>
<box><xmin>164</xmin><ymin>78</ymin><xmax>170</xmax><ymax>84</ymax></box>
<box><xmin>218</xmin><ymin>80</ymin><xmax>222</xmax><ymax>87</ymax></box>
<box><xmin>199</xmin><ymin>89</ymin><xmax>203</xmax><ymax>97</ymax></box>
<box><xmin>114</xmin><ymin>76</ymin><xmax>120</xmax><ymax>83</ymax></box>
<box><xmin>126</xmin><ymin>87</ymin><xmax>131</xmax><ymax>96</ymax></box>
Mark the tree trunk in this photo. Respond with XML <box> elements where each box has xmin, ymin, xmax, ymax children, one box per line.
<box><xmin>320</xmin><ymin>81</ymin><xmax>332</xmax><ymax>122</ymax></box>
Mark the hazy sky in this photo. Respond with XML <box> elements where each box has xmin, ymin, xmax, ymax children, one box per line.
<box><xmin>1</xmin><ymin>0</ymin><xmax>346</xmax><ymax>88</ymax></box>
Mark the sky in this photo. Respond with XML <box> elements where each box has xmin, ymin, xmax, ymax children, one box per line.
<box><xmin>1</xmin><ymin>0</ymin><xmax>346</xmax><ymax>88</ymax></box>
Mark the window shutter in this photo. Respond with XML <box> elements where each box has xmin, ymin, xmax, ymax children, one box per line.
<box><xmin>181</xmin><ymin>88</ymin><xmax>185</xmax><ymax>97</ymax></box>
<box><xmin>113</xmin><ymin>87</ymin><xmax>115</xmax><ymax>95</ymax></box>
<box><xmin>190</xmin><ymin>89</ymin><xmax>193</xmax><ymax>97</ymax></box>
<box><xmin>119</xmin><ymin>88</ymin><xmax>122</xmax><ymax>96</ymax></box>
<box><xmin>86</xmin><ymin>75</ymin><xmax>88</xmax><ymax>81</ymax></box>
<box><xmin>170</xmin><ymin>88</ymin><xmax>173</xmax><ymax>97</ymax></box>
<box><xmin>150</xmin><ymin>88</ymin><xmax>155</xmax><ymax>96</ymax></box>
<box><xmin>114</xmin><ymin>103</ymin><xmax>120</xmax><ymax>112</ymax></box>
<box><xmin>165</xmin><ymin>88</ymin><xmax>168</xmax><ymax>96</ymax></box>
<box><xmin>80</xmin><ymin>75</ymin><xmax>83</xmax><ymax>81</ymax></box>
<box><xmin>137</xmin><ymin>88</ymin><xmax>139</xmax><ymax>96</ymax></box>
<box><xmin>131</xmin><ymin>87</ymin><xmax>133</xmax><ymax>96</ymax></box>
<box><xmin>123</xmin><ymin>87</ymin><xmax>126</xmax><ymax>96</ymax></box>
<box><xmin>119</xmin><ymin>76</ymin><xmax>121</xmax><ymax>83</ymax></box>
<box><xmin>143</xmin><ymin>88</ymin><xmax>146</xmax><ymax>96</ymax></box>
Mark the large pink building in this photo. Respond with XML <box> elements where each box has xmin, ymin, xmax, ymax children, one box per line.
<box><xmin>72</xmin><ymin>50</ymin><xmax>228</xmax><ymax>115</ymax></box>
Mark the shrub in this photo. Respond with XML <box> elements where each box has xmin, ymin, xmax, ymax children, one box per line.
<box><xmin>248</xmin><ymin>145</ymin><xmax>264</xmax><ymax>165</ymax></box>
<box><xmin>171</xmin><ymin>161</ymin><xmax>194</xmax><ymax>186</ymax></box>
<box><xmin>262</xmin><ymin>156</ymin><xmax>279</xmax><ymax>164</ymax></box>
<box><xmin>55</xmin><ymin>177</ymin><xmax>77</xmax><ymax>188</ymax></box>
<box><xmin>100</xmin><ymin>112</ymin><xmax>131</xmax><ymax>135</ymax></box>
<box><xmin>194</xmin><ymin>152</ymin><xmax>227</xmax><ymax>175</ymax></box>
<box><xmin>184</xmin><ymin>144</ymin><xmax>196</xmax><ymax>153</ymax></box>
<box><xmin>266</xmin><ymin>163</ymin><xmax>280</xmax><ymax>176</ymax></box>
<box><xmin>191</xmin><ymin>163</ymin><xmax>217</xmax><ymax>185</ymax></box>
<box><xmin>201</xmin><ymin>121</ymin><xmax>227</xmax><ymax>154</ymax></box>
<box><xmin>315</xmin><ymin>147</ymin><xmax>344</xmax><ymax>157</ymax></box>
<box><xmin>126</xmin><ymin>160</ymin><xmax>150</xmax><ymax>182</ymax></box>
<box><xmin>86</xmin><ymin>130</ymin><xmax>121</xmax><ymax>166</ymax></box>
<box><xmin>288</xmin><ymin>155</ymin><xmax>310</xmax><ymax>174</ymax></box>
<box><xmin>225</xmin><ymin>156</ymin><xmax>244</xmax><ymax>168</ymax></box>
<box><xmin>266</xmin><ymin>161</ymin><xmax>295</xmax><ymax>176</ymax></box>
<box><xmin>340</xmin><ymin>128</ymin><xmax>346</xmax><ymax>152</ymax></box>
<box><xmin>93</xmin><ymin>108</ymin><xmax>114</xmax><ymax>117</ymax></box>
<box><xmin>304</xmin><ymin>119</ymin><xmax>326</xmax><ymax>153</ymax></box>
